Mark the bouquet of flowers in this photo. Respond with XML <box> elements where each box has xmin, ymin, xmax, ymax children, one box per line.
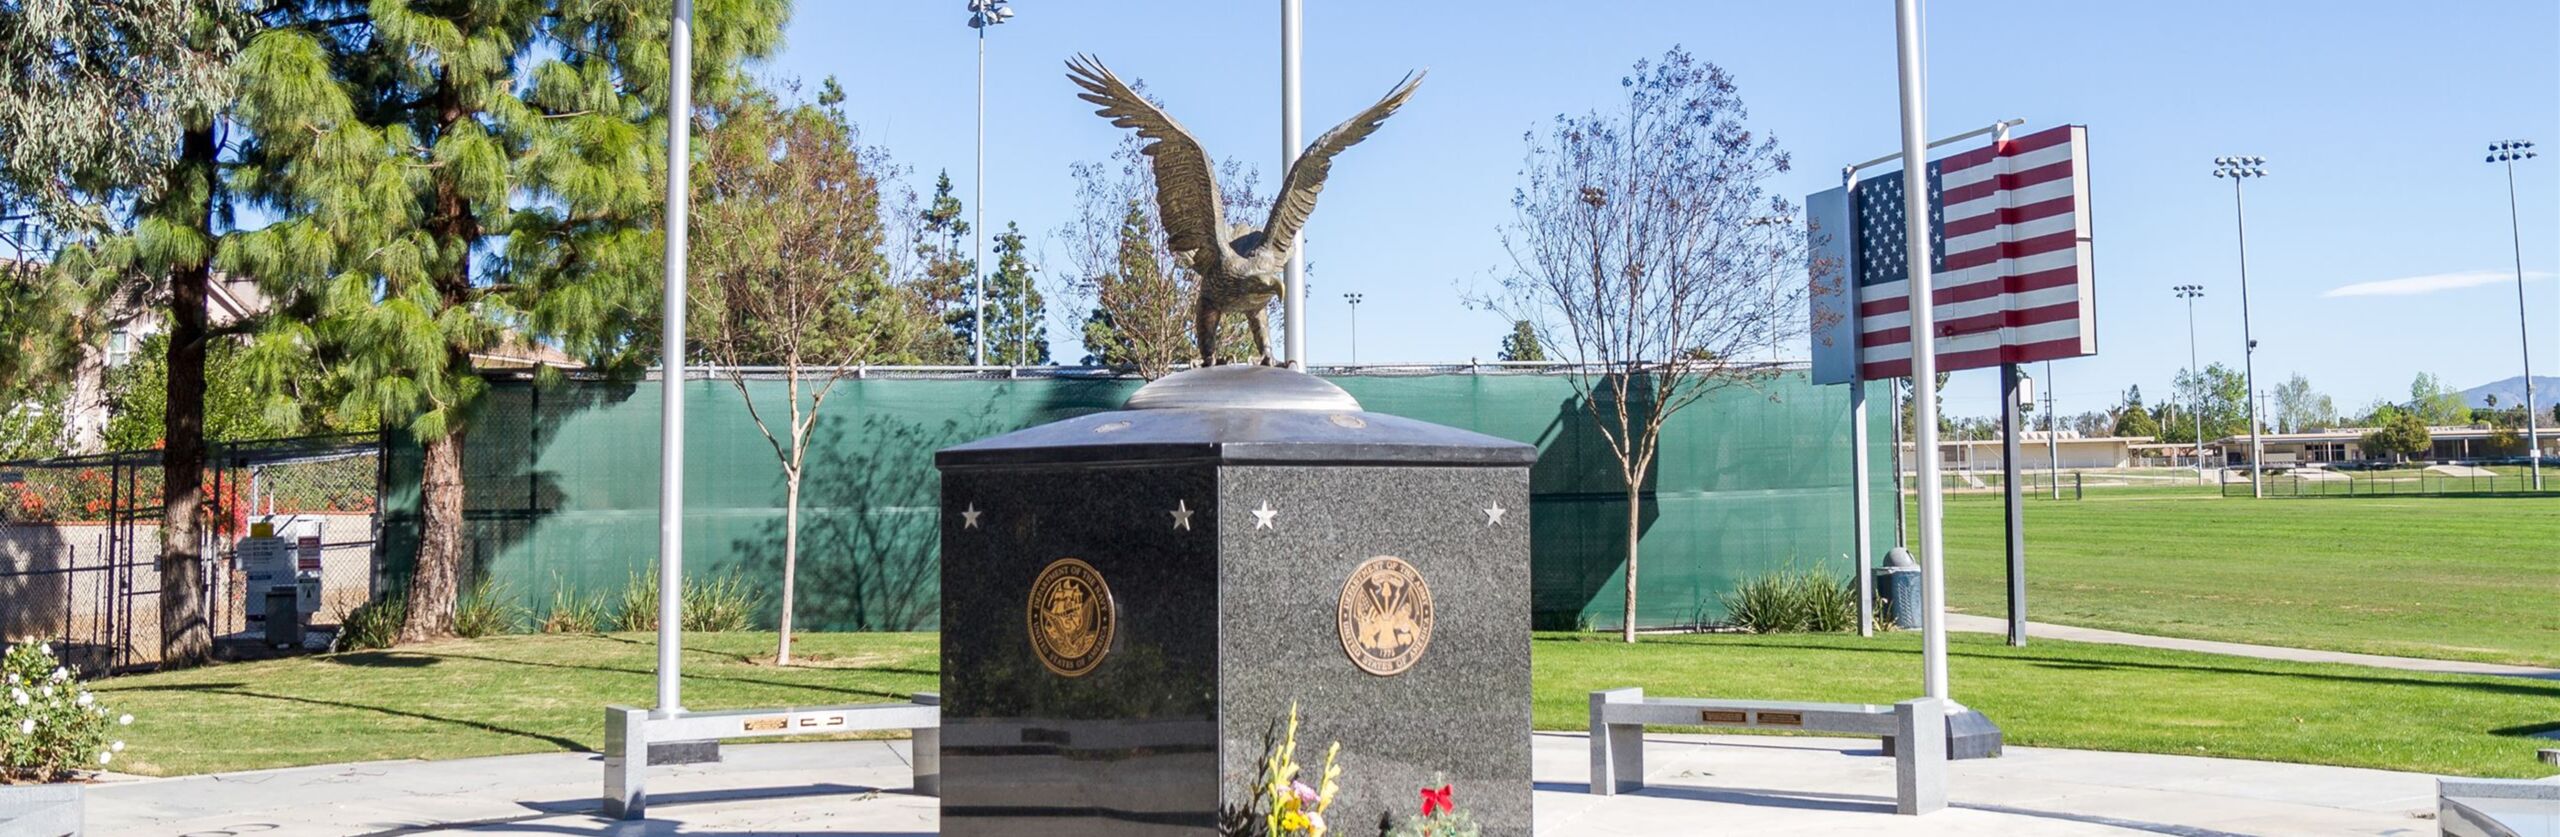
<box><xmin>0</xmin><ymin>641</ymin><xmax>132</xmax><ymax>783</ymax></box>
<box><xmin>1256</xmin><ymin>702</ymin><xmax>1342</xmax><ymax>836</ymax></box>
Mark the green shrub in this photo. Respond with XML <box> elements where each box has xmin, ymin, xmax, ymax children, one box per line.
<box><xmin>609</xmin><ymin>567</ymin><xmax>764</xmax><ymax>632</ymax></box>
<box><xmin>452</xmin><ymin>579</ymin><xmax>525</xmax><ymax>638</ymax></box>
<box><xmin>1719</xmin><ymin>567</ymin><xmax>1858</xmax><ymax>634</ymax></box>
<box><xmin>541</xmin><ymin>583</ymin><xmax>611</xmax><ymax>634</ymax></box>
<box><xmin>335</xmin><ymin>593</ymin><xmax>406</xmax><ymax>650</ymax></box>
<box><xmin>612</xmin><ymin>569</ymin><xmax>660</xmax><ymax>632</ymax></box>
<box><xmin>0</xmin><ymin>641</ymin><xmax>133</xmax><ymax>782</ymax></box>
<box><xmin>682</xmin><ymin>576</ymin><xmax>762</xmax><ymax>632</ymax></box>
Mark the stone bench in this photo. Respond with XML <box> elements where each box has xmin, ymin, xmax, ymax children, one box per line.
<box><xmin>1588</xmin><ymin>688</ymin><xmax>1946</xmax><ymax>815</ymax></box>
<box><xmin>603</xmin><ymin>693</ymin><xmax>940</xmax><ymax>819</ymax></box>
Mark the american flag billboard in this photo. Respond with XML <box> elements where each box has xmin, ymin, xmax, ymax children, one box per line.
<box><xmin>1807</xmin><ymin>124</ymin><xmax>2095</xmax><ymax>385</ymax></box>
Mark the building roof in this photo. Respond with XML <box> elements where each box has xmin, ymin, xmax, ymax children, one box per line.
<box><xmin>2211</xmin><ymin>425</ymin><xmax>2516</xmax><ymax>445</ymax></box>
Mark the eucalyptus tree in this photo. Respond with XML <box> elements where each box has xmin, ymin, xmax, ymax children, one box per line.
<box><xmin>9</xmin><ymin>0</ymin><xmax>257</xmax><ymax>665</ymax></box>
<box><xmin>224</xmin><ymin>0</ymin><xmax>785</xmax><ymax>642</ymax></box>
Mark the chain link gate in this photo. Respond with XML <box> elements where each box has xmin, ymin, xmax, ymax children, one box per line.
<box><xmin>1</xmin><ymin>434</ymin><xmax>383</xmax><ymax>672</ymax></box>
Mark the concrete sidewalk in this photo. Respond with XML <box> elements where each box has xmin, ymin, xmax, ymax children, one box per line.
<box><xmin>84</xmin><ymin>733</ymin><xmax>2453</xmax><ymax>836</ymax></box>
<box><xmin>1943</xmin><ymin>612</ymin><xmax>2560</xmax><ymax>680</ymax></box>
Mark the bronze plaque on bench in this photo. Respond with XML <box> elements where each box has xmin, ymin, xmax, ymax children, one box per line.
<box><xmin>1700</xmin><ymin>709</ymin><xmax>1748</xmax><ymax>724</ymax></box>
<box><xmin>1756</xmin><ymin>711</ymin><xmax>1804</xmax><ymax>727</ymax></box>
<box><xmin>742</xmin><ymin>716</ymin><xmax>790</xmax><ymax>732</ymax></box>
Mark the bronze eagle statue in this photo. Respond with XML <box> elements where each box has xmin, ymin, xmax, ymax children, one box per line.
<box><xmin>1066</xmin><ymin>55</ymin><xmax>1424</xmax><ymax>366</ymax></box>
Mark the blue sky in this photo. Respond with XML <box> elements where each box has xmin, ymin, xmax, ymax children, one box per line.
<box><xmin>760</xmin><ymin>1</ymin><xmax>2556</xmax><ymax>420</ymax></box>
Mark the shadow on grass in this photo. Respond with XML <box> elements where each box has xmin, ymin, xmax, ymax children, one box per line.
<box><xmin>584</xmin><ymin>632</ymin><xmax>940</xmax><ymax>679</ymax></box>
<box><xmin>2487</xmin><ymin>721</ymin><xmax>2560</xmax><ymax>739</ymax></box>
<box><xmin>1536</xmin><ymin>634</ymin><xmax>2560</xmax><ymax>701</ymax></box>
<box><xmin>421</xmin><ymin>651</ymin><xmax>921</xmax><ymax>703</ymax></box>
<box><xmin>325</xmin><ymin>651</ymin><xmax>443</xmax><ymax>668</ymax></box>
<box><xmin>108</xmin><ymin>682</ymin><xmax>587</xmax><ymax>751</ymax></box>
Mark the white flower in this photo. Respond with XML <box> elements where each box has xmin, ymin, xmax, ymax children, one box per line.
<box><xmin>15</xmin><ymin>718</ymin><xmax>32</xmax><ymax>735</ymax></box>
<box><xmin>97</xmin><ymin>751</ymin><xmax>111</xmax><ymax>765</ymax></box>
<box><xmin>48</xmin><ymin>667</ymin><xmax>66</xmax><ymax>682</ymax></box>
<box><xmin>110</xmin><ymin>740</ymin><xmax>124</xmax><ymax>752</ymax></box>
<box><xmin>76</xmin><ymin>691</ymin><xmax>93</xmax><ymax>707</ymax></box>
<box><xmin>3</xmin><ymin>672</ymin><xmax>16</xmax><ymax>684</ymax></box>
<box><xmin>9</xmin><ymin>688</ymin><xmax>26</xmax><ymax>706</ymax></box>
<box><xmin>118</xmin><ymin>713</ymin><xmax>133</xmax><ymax>726</ymax></box>
<box><xmin>37</xmin><ymin>644</ymin><xmax>52</xmax><ymax>656</ymax></box>
<box><xmin>39</xmin><ymin>685</ymin><xmax>54</xmax><ymax>698</ymax></box>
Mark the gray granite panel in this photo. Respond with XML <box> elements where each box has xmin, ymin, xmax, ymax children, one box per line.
<box><xmin>1216</xmin><ymin>465</ymin><xmax>1533</xmax><ymax>837</ymax></box>
<box><xmin>939</xmin><ymin>464</ymin><xmax>1223</xmax><ymax>836</ymax></box>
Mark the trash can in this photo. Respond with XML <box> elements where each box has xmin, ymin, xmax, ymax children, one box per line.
<box><xmin>264</xmin><ymin>588</ymin><xmax>304</xmax><ymax>648</ymax></box>
<box><xmin>1874</xmin><ymin>547</ymin><xmax>1923</xmax><ymax>630</ymax></box>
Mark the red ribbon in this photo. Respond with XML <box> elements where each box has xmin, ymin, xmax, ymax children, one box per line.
<box><xmin>1420</xmin><ymin>785</ymin><xmax>1454</xmax><ymax>816</ymax></box>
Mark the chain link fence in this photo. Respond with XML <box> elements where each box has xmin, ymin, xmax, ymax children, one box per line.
<box><xmin>1</xmin><ymin>434</ymin><xmax>381</xmax><ymax>671</ymax></box>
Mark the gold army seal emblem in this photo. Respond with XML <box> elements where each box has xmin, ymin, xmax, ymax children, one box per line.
<box><xmin>1337</xmin><ymin>556</ymin><xmax>1434</xmax><ymax>676</ymax></box>
<box><xmin>1028</xmin><ymin>558</ymin><xmax>1115</xmax><ymax>677</ymax></box>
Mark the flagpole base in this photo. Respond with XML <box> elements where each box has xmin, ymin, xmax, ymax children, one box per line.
<box><xmin>1882</xmin><ymin>708</ymin><xmax>2004</xmax><ymax>761</ymax></box>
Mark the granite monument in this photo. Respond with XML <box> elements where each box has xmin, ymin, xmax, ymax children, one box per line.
<box><xmin>935</xmin><ymin>366</ymin><xmax>1536</xmax><ymax>836</ymax></box>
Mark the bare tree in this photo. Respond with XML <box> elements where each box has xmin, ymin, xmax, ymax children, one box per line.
<box><xmin>691</xmin><ymin>82</ymin><xmax>936</xmax><ymax>665</ymax></box>
<box><xmin>1484</xmin><ymin>47</ymin><xmax>1810</xmax><ymax>642</ymax></box>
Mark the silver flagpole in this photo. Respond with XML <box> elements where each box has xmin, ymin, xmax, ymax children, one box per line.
<box><xmin>1893</xmin><ymin>0</ymin><xmax>1951</xmax><ymax>705</ymax></box>
<box><xmin>655</xmin><ymin>0</ymin><xmax>694</xmax><ymax>715</ymax></box>
<box><xmin>1280</xmin><ymin>0</ymin><xmax>1305</xmax><ymax>367</ymax></box>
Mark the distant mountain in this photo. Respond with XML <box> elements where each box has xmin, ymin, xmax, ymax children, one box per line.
<box><xmin>2462</xmin><ymin>375</ymin><xmax>2560</xmax><ymax>408</ymax></box>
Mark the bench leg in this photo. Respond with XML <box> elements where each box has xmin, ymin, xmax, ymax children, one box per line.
<box><xmin>1589</xmin><ymin>688</ymin><xmax>1645</xmax><ymax>796</ymax></box>
<box><xmin>910</xmin><ymin>692</ymin><xmax>941</xmax><ymax>797</ymax></box>
<box><xmin>602</xmin><ymin>706</ymin><xmax>649</xmax><ymax>820</ymax></box>
<box><xmin>1895</xmin><ymin>697</ymin><xmax>1946</xmax><ymax>815</ymax></box>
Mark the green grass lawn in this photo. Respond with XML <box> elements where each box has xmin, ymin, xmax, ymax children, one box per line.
<box><xmin>1932</xmin><ymin>489</ymin><xmax>2560</xmax><ymax>667</ymax></box>
<box><xmin>92</xmin><ymin>631</ymin><xmax>2559</xmax><ymax>779</ymax></box>
<box><xmin>94</xmin><ymin>632</ymin><xmax>937</xmax><ymax>776</ymax></box>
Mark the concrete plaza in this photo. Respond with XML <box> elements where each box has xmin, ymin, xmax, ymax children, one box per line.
<box><xmin>84</xmin><ymin>731</ymin><xmax>2453</xmax><ymax>836</ymax></box>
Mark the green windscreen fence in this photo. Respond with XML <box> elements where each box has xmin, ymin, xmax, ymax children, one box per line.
<box><xmin>383</xmin><ymin>370</ymin><xmax>1895</xmax><ymax>632</ymax></box>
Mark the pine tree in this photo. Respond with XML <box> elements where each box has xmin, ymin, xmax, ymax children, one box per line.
<box><xmin>223</xmin><ymin>0</ymin><xmax>785</xmax><ymax>643</ymax></box>
<box><xmin>1498</xmin><ymin>320</ymin><xmax>1545</xmax><ymax>361</ymax></box>
<box><xmin>967</xmin><ymin>222</ymin><xmax>1047</xmax><ymax>365</ymax></box>
<box><xmin>912</xmin><ymin>172</ymin><xmax>974</xmax><ymax>364</ymax></box>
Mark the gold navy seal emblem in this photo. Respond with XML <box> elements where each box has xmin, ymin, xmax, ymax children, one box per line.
<box><xmin>1028</xmin><ymin>558</ymin><xmax>1114</xmax><ymax>677</ymax></box>
<box><xmin>1337</xmin><ymin>556</ymin><xmax>1434</xmax><ymax>676</ymax></box>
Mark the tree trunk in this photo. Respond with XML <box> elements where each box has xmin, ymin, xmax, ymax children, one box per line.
<box><xmin>776</xmin><ymin>471</ymin><xmax>800</xmax><ymax>666</ymax></box>
<box><xmin>157</xmin><ymin>124</ymin><xmax>219</xmax><ymax>669</ymax></box>
<box><xmin>401</xmin><ymin>429</ymin><xmax>466</xmax><ymax>643</ymax></box>
<box><xmin>1621</xmin><ymin>479</ymin><xmax>1640</xmax><ymax>644</ymax></box>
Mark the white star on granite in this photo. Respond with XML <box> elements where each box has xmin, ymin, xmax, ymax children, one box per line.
<box><xmin>961</xmin><ymin>503</ymin><xmax>982</xmax><ymax>529</ymax></box>
<box><xmin>1482</xmin><ymin>502</ymin><xmax>1507</xmax><ymax>526</ymax></box>
<box><xmin>1170</xmin><ymin>500</ymin><xmax>1194</xmax><ymax>531</ymax></box>
<box><xmin>1251</xmin><ymin>501</ymin><xmax>1280</xmax><ymax>530</ymax></box>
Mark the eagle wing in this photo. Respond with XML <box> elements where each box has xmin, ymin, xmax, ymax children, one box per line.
<box><xmin>1262</xmin><ymin>70</ymin><xmax>1425</xmax><ymax>254</ymax></box>
<box><xmin>1066</xmin><ymin>55</ymin><xmax>1228</xmax><ymax>274</ymax></box>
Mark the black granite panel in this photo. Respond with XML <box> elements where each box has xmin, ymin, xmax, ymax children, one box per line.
<box><xmin>1216</xmin><ymin>465</ymin><xmax>1534</xmax><ymax>837</ymax></box>
<box><xmin>940</xmin><ymin>464</ymin><xmax>1223</xmax><ymax>837</ymax></box>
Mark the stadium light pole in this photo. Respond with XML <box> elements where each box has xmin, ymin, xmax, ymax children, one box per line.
<box><xmin>2488</xmin><ymin>140</ymin><xmax>2542</xmax><ymax>491</ymax></box>
<box><xmin>2212</xmin><ymin>156</ymin><xmax>2268</xmax><ymax>498</ymax></box>
<box><xmin>2175</xmin><ymin>284</ymin><xmax>2208</xmax><ymax>482</ymax></box>
<box><xmin>1342</xmin><ymin>292</ymin><xmax>1363</xmax><ymax>365</ymax></box>
<box><xmin>967</xmin><ymin>0</ymin><xmax>1014</xmax><ymax>367</ymax></box>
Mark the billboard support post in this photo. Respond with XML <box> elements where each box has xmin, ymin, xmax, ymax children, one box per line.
<box><xmin>2000</xmin><ymin>363</ymin><xmax>2028</xmax><ymax>647</ymax></box>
